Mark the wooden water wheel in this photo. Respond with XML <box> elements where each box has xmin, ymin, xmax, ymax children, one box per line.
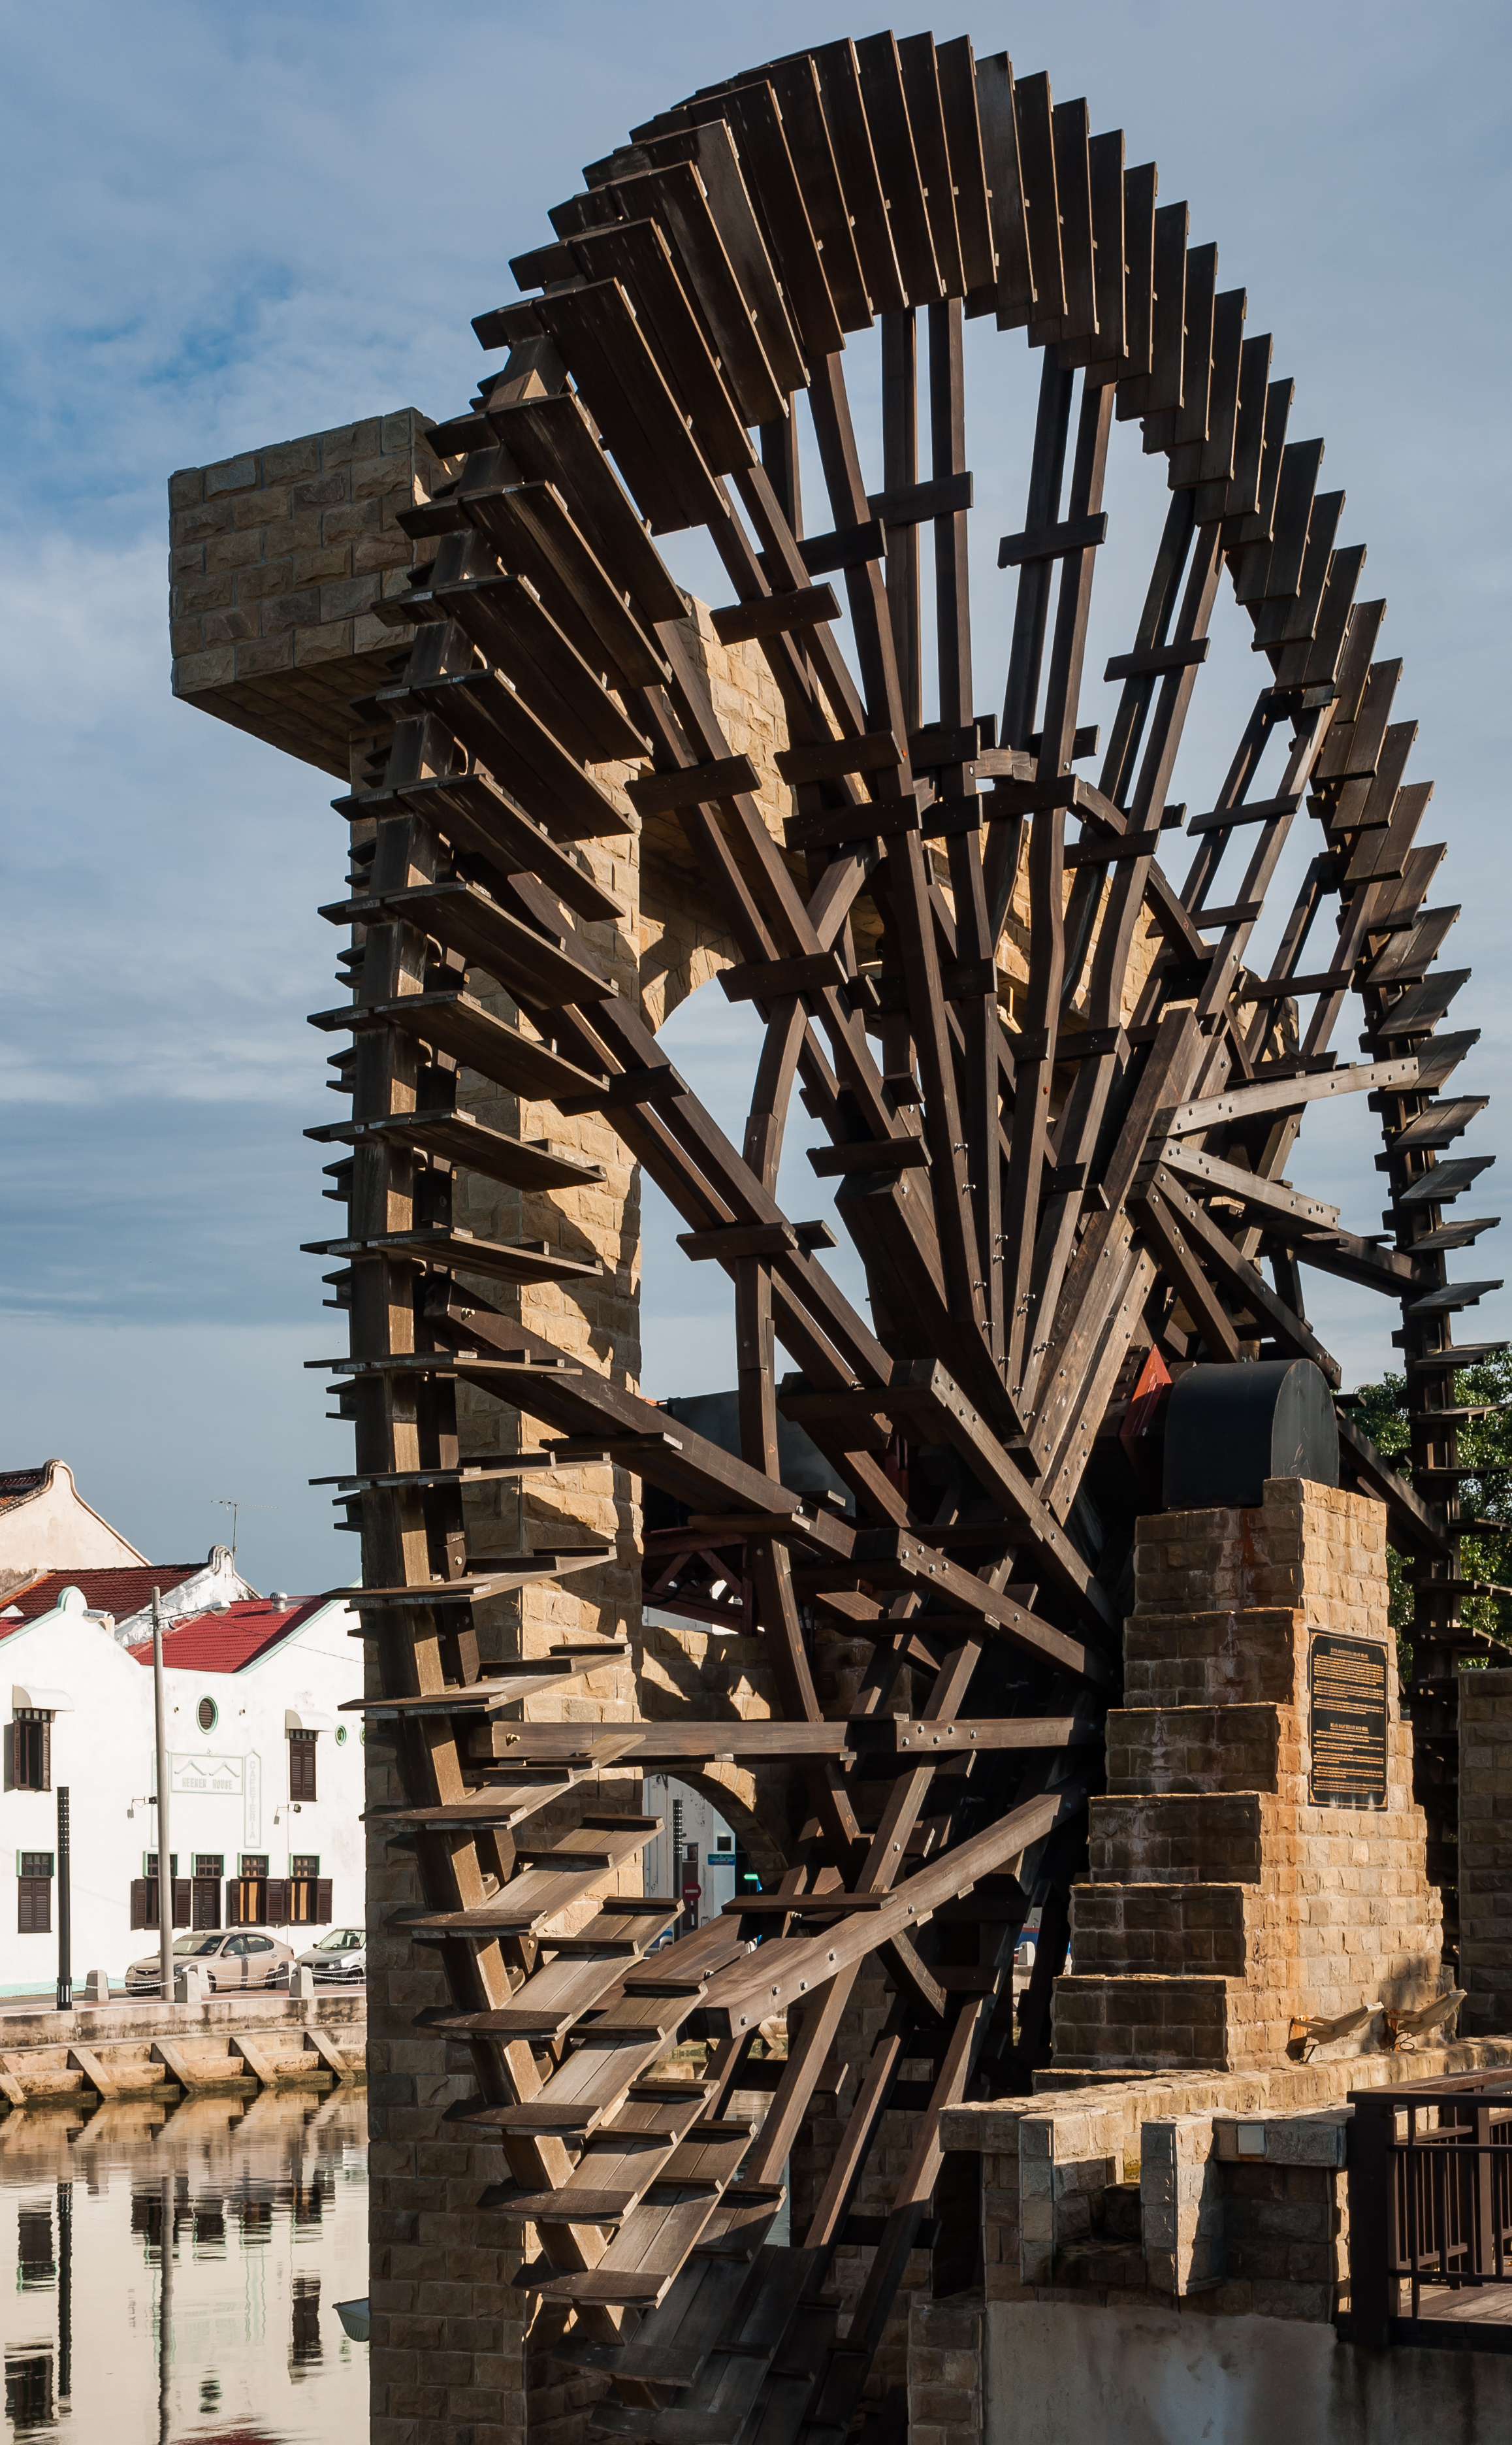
<box><xmin>314</xmin><ymin>33</ymin><xmax>1494</xmax><ymax>2440</ymax></box>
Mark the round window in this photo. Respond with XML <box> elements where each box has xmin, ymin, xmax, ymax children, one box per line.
<box><xmin>197</xmin><ymin>1696</ymin><xmax>217</xmax><ymax>1733</ymax></box>
<box><xmin>335</xmin><ymin>1725</ymin><xmax>347</xmax><ymax>1746</ymax></box>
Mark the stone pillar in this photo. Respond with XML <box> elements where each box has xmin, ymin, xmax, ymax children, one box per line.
<box><xmin>1054</xmin><ymin>1478</ymin><xmax>1445</xmax><ymax>2073</ymax></box>
<box><xmin>1459</xmin><ymin>1666</ymin><xmax>1512</xmax><ymax>2035</ymax></box>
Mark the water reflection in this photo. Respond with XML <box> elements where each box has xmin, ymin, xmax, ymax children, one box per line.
<box><xmin>1</xmin><ymin>2087</ymin><xmax>366</xmax><ymax>2442</ymax></box>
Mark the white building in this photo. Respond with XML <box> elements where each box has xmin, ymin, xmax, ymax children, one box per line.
<box><xmin>0</xmin><ymin>1459</ymin><xmax>147</xmax><ymax>1579</ymax></box>
<box><xmin>1</xmin><ymin>1585</ymin><xmax>362</xmax><ymax>1994</ymax></box>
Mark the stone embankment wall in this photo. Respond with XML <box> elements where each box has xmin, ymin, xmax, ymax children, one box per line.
<box><xmin>0</xmin><ymin>1991</ymin><xmax>364</xmax><ymax>2104</ymax></box>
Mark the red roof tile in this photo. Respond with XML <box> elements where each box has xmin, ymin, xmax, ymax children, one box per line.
<box><xmin>125</xmin><ymin>1597</ymin><xmax>325</xmax><ymax>1674</ymax></box>
<box><xmin>0</xmin><ymin>1564</ymin><xmax>206</xmax><ymax>1640</ymax></box>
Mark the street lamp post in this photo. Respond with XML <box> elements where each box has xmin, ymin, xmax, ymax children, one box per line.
<box><xmin>55</xmin><ymin>1786</ymin><xmax>71</xmax><ymax>2012</ymax></box>
<box><xmin>153</xmin><ymin>1591</ymin><xmax>172</xmax><ymax>1999</ymax></box>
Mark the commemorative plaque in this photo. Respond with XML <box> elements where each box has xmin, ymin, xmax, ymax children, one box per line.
<box><xmin>1308</xmin><ymin>1632</ymin><xmax>1389</xmax><ymax>1808</ymax></box>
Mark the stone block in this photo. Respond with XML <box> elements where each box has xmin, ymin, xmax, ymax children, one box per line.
<box><xmin>172</xmin><ymin>644</ymin><xmax>236</xmax><ymax>694</ymax></box>
<box><xmin>204</xmin><ymin>528</ymin><xmax>263</xmax><ymax>574</ymax></box>
<box><xmin>202</xmin><ymin>607</ymin><xmax>260</xmax><ymax>645</ymax></box>
<box><xmin>174</xmin><ymin>569</ymin><xmax>236</xmax><ymax>615</ymax></box>
<box><xmin>291</xmin><ymin>542</ymin><xmax>352</xmax><ymax>585</ymax></box>
<box><xmin>1087</xmin><ymin>1790</ymin><xmax>1265</xmax><ymax>1885</ymax></box>
<box><xmin>1105</xmin><ymin>1702</ymin><xmax>1282</xmax><ymax>1795</ymax></box>
<box><xmin>174</xmin><ymin>498</ymin><xmax>236</xmax><ymax>547</ymax></box>
<box><xmin>321</xmin><ymin>497</ymin><xmax>381</xmax><ymax>540</ymax></box>
<box><xmin>320</xmin><ymin>417</ymin><xmax>384</xmax><ymax>467</ymax></box>
<box><xmin>293</xmin><ymin>621</ymin><xmax>356</xmax><ymax>666</ymax></box>
<box><xmin>352</xmin><ymin>529</ymin><xmax>412</xmax><ymax>574</ymax></box>
<box><xmin>204</xmin><ymin>452</ymin><xmax>260</xmax><ymax>496</ymax></box>
<box><xmin>259</xmin><ymin>585</ymin><xmax>322</xmax><ymax>635</ymax></box>
<box><xmin>319</xmin><ymin>573</ymin><xmax>381</xmax><ymax>621</ymax></box>
<box><xmin>1214</xmin><ymin>2111</ymin><xmax>1347</xmax><ymax>2168</ymax></box>
<box><xmin>292</xmin><ymin>471</ymin><xmax>351</xmax><ymax>512</ymax></box>
<box><xmin>234</xmin><ymin>635</ymin><xmax>294</xmax><ymax>679</ymax></box>
<box><xmin>263</xmin><ymin>434</ymin><xmax>323</xmax><ymax>482</ymax></box>
<box><xmin>232</xmin><ymin>559</ymin><xmax>296</xmax><ymax>604</ymax></box>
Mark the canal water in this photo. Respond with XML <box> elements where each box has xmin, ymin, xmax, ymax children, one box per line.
<box><xmin>1</xmin><ymin>2088</ymin><xmax>367</xmax><ymax>2442</ymax></box>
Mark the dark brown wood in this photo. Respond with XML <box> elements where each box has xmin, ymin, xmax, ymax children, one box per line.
<box><xmin>626</xmin><ymin>754</ymin><xmax>762</xmax><ymax>815</ymax></box>
<box><xmin>709</xmin><ymin>585</ymin><xmax>841</xmax><ymax>643</ymax></box>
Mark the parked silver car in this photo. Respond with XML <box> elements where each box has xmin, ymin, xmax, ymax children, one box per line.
<box><xmin>294</xmin><ymin>1926</ymin><xmax>366</xmax><ymax>1984</ymax></box>
<box><xmin>124</xmin><ymin>1928</ymin><xmax>295</xmax><ymax>1994</ymax></box>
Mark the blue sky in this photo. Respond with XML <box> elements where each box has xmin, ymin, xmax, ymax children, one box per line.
<box><xmin>1</xmin><ymin>1</ymin><xmax>1508</xmax><ymax>1590</ymax></box>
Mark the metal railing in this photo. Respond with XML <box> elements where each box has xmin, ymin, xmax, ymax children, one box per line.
<box><xmin>1349</xmin><ymin>2069</ymin><xmax>1512</xmax><ymax>2351</ymax></box>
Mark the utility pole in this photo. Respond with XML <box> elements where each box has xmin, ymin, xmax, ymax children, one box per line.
<box><xmin>55</xmin><ymin>1787</ymin><xmax>71</xmax><ymax>2011</ymax></box>
<box><xmin>157</xmin><ymin>2169</ymin><xmax>173</xmax><ymax>2445</ymax></box>
<box><xmin>153</xmin><ymin>1591</ymin><xmax>172</xmax><ymax>1998</ymax></box>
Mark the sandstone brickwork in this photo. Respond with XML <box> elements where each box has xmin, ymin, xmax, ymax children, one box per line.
<box><xmin>1054</xmin><ymin>1478</ymin><xmax>1445</xmax><ymax>2073</ymax></box>
<box><xmin>1459</xmin><ymin>1666</ymin><xmax>1512</xmax><ymax>2035</ymax></box>
<box><xmin>169</xmin><ymin>408</ymin><xmax>451</xmax><ymax>776</ymax></box>
<box><xmin>907</xmin><ymin>2287</ymin><xmax>984</xmax><ymax>2445</ymax></box>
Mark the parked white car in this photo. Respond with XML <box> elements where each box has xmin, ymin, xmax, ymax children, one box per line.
<box><xmin>124</xmin><ymin>1928</ymin><xmax>294</xmax><ymax>1994</ymax></box>
<box><xmin>294</xmin><ymin>1926</ymin><xmax>366</xmax><ymax>1983</ymax></box>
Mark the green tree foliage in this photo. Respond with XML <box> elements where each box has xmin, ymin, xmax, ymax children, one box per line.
<box><xmin>1351</xmin><ymin>1350</ymin><xmax>1512</xmax><ymax>1670</ymax></box>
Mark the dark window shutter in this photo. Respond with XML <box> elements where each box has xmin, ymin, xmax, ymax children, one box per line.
<box><xmin>3</xmin><ymin>1723</ymin><xmax>12</xmax><ymax>1791</ymax></box>
<box><xmin>314</xmin><ymin>1879</ymin><xmax>333</xmax><ymax>1923</ymax></box>
<box><xmin>40</xmin><ymin>1717</ymin><xmax>50</xmax><ymax>1792</ymax></box>
<box><xmin>191</xmin><ymin>1879</ymin><xmax>221</xmax><ymax>1931</ymax></box>
<box><xmin>172</xmin><ymin>1877</ymin><xmax>191</xmax><ymax>1927</ymax></box>
<box><xmin>18</xmin><ymin>1879</ymin><xmax>51</xmax><ymax>1935</ymax></box>
<box><xmin>226</xmin><ymin>1880</ymin><xmax>245</xmax><ymax>1927</ymax></box>
<box><xmin>264</xmin><ymin>1878</ymin><xmax>290</xmax><ymax>1926</ymax></box>
<box><xmin>287</xmin><ymin>1735</ymin><xmax>317</xmax><ymax>1803</ymax></box>
<box><xmin>131</xmin><ymin>1878</ymin><xmax>153</xmax><ymax>1931</ymax></box>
